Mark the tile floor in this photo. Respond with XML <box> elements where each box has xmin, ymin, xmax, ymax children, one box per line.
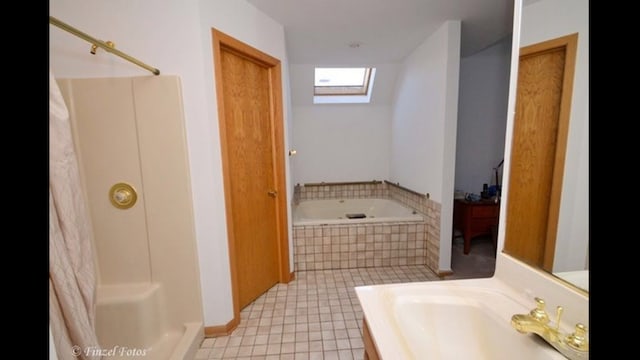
<box><xmin>196</xmin><ymin>235</ymin><xmax>496</xmax><ymax>360</ymax></box>
<box><xmin>195</xmin><ymin>265</ymin><xmax>441</xmax><ymax>360</ymax></box>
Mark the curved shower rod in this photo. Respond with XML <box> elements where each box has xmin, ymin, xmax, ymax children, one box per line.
<box><xmin>49</xmin><ymin>16</ymin><xmax>160</xmax><ymax>76</ymax></box>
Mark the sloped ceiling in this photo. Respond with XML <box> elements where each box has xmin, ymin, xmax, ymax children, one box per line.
<box><xmin>246</xmin><ymin>0</ymin><xmax>514</xmax><ymax>64</ymax></box>
<box><xmin>246</xmin><ymin>0</ymin><xmax>515</xmax><ymax>106</ymax></box>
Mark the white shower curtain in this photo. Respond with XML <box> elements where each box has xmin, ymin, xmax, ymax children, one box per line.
<box><xmin>49</xmin><ymin>70</ymin><xmax>102</xmax><ymax>360</ymax></box>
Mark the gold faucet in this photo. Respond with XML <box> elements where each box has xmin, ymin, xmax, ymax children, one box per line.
<box><xmin>511</xmin><ymin>297</ymin><xmax>589</xmax><ymax>360</ymax></box>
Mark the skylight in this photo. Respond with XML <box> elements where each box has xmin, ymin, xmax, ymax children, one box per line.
<box><xmin>313</xmin><ymin>67</ymin><xmax>376</xmax><ymax>104</ymax></box>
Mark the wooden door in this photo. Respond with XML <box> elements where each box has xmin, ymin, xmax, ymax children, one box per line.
<box><xmin>504</xmin><ymin>34</ymin><xmax>577</xmax><ymax>272</ymax></box>
<box><xmin>212</xmin><ymin>29</ymin><xmax>290</xmax><ymax>315</ymax></box>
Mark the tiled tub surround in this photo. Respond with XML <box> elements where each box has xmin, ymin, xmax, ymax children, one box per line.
<box><xmin>293</xmin><ymin>181</ymin><xmax>389</xmax><ymax>202</ymax></box>
<box><xmin>292</xmin><ymin>182</ymin><xmax>441</xmax><ymax>273</ymax></box>
<box><xmin>293</xmin><ymin>198</ymin><xmax>423</xmax><ymax>226</ymax></box>
<box><xmin>294</xmin><ymin>221</ymin><xmax>428</xmax><ymax>271</ymax></box>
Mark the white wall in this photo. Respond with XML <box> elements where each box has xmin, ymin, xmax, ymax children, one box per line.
<box><xmin>455</xmin><ymin>37</ymin><xmax>512</xmax><ymax>195</ymax></box>
<box><xmin>520</xmin><ymin>0</ymin><xmax>588</xmax><ymax>272</ymax></box>
<box><xmin>50</xmin><ymin>0</ymin><xmax>293</xmax><ymax>327</ymax></box>
<box><xmin>389</xmin><ymin>21</ymin><xmax>461</xmax><ymax>271</ymax></box>
<box><xmin>291</xmin><ymin>105</ymin><xmax>391</xmax><ymax>184</ymax></box>
<box><xmin>289</xmin><ymin>63</ymin><xmax>398</xmax><ymax>184</ymax></box>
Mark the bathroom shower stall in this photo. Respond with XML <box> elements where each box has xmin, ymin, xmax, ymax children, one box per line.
<box><xmin>56</xmin><ymin>75</ymin><xmax>204</xmax><ymax>359</ymax></box>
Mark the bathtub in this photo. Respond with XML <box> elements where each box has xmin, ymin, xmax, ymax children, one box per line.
<box><xmin>293</xmin><ymin>198</ymin><xmax>423</xmax><ymax>226</ymax></box>
<box><xmin>292</xmin><ymin>198</ymin><xmax>428</xmax><ymax>270</ymax></box>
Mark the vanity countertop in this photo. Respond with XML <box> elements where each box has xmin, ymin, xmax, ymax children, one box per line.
<box><xmin>553</xmin><ymin>270</ymin><xmax>589</xmax><ymax>292</ymax></box>
<box><xmin>355</xmin><ymin>277</ymin><xmax>568</xmax><ymax>360</ymax></box>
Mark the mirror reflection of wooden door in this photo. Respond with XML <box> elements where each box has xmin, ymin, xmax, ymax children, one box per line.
<box><xmin>504</xmin><ymin>33</ymin><xmax>577</xmax><ymax>272</ymax></box>
<box><xmin>213</xmin><ymin>29</ymin><xmax>290</xmax><ymax>314</ymax></box>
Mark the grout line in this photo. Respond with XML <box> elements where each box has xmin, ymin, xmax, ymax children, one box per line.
<box><xmin>198</xmin><ymin>265</ymin><xmax>452</xmax><ymax>359</ymax></box>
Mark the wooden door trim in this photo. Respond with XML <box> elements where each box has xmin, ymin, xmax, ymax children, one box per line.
<box><xmin>519</xmin><ymin>33</ymin><xmax>578</xmax><ymax>271</ymax></box>
<box><xmin>211</xmin><ymin>28</ymin><xmax>291</xmax><ymax>326</ymax></box>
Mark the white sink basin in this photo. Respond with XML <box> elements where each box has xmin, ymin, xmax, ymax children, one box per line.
<box><xmin>356</xmin><ymin>278</ymin><xmax>568</xmax><ymax>360</ymax></box>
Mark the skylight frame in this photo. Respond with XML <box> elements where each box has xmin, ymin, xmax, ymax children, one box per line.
<box><xmin>314</xmin><ymin>67</ymin><xmax>373</xmax><ymax>97</ymax></box>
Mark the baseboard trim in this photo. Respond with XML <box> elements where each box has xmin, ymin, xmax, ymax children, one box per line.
<box><xmin>437</xmin><ymin>270</ymin><xmax>454</xmax><ymax>279</ymax></box>
<box><xmin>205</xmin><ymin>273</ymin><xmax>295</xmax><ymax>338</ymax></box>
<box><xmin>204</xmin><ymin>316</ymin><xmax>239</xmax><ymax>338</ymax></box>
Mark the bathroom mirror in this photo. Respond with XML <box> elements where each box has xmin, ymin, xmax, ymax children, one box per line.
<box><xmin>502</xmin><ymin>0</ymin><xmax>588</xmax><ymax>292</ymax></box>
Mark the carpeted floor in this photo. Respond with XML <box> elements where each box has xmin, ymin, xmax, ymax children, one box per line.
<box><xmin>444</xmin><ymin>231</ymin><xmax>497</xmax><ymax>280</ymax></box>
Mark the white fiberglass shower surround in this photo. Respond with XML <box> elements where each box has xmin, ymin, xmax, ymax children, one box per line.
<box><xmin>54</xmin><ymin>75</ymin><xmax>204</xmax><ymax>360</ymax></box>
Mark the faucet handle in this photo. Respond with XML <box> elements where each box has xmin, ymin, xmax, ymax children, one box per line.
<box><xmin>529</xmin><ymin>297</ymin><xmax>550</xmax><ymax>324</ymax></box>
<box><xmin>565</xmin><ymin>323</ymin><xmax>589</xmax><ymax>351</ymax></box>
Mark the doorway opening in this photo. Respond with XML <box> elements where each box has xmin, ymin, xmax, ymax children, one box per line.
<box><xmin>211</xmin><ymin>29</ymin><xmax>291</xmax><ymax>330</ymax></box>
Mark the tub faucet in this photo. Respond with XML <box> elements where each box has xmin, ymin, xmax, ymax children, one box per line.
<box><xmin>511</xmin><ymin>297</ymin><xmax>588</xmax><ymax>360</ymax></box>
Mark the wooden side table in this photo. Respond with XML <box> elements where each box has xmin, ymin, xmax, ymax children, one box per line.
<box><xmin>453</xmin><ymin>199</ymin><xmax>500</xmax><ymax>254</ymax></box>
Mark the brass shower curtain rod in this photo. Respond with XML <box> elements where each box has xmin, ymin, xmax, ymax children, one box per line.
<box><xmin>49</xmin><ymin>16</ymin><xmax>160</xmax><ymax>76</ymax></box>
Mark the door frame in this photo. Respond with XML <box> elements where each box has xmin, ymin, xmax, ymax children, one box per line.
<box><xmin>508</xmin><ymin>33</ymin><xmax>578</xmax><ymax>271</ymax></box>
<box><xmin>211</xmin><ymin>28</ymin><xmax>291</xmax><ymax>329</ymax></box>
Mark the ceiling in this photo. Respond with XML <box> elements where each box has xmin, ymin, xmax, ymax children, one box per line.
<box><xmin>246</xmin><ymin>0</ymin><xmax>514</xmax><ymax>64</ymax></box>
